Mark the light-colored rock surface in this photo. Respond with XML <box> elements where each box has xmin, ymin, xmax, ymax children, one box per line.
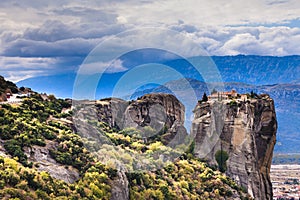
<box><xmin>192</xmin><ymin>95</ymin><xmax>277</xmax><ymax>200</ymax></box>
<box><xmin>95</xmin><ymin>94</ymin><xmax>187</xmax><ymax>141</ymax></box>
<box><xmin>24</xmin><ymin>141</ymin><xmax>80</xmax><ymax>184</ymax></box>
<box><xmin>0</xmin><ymin>139</ymin><xmax>9</xmax><ymax>157</ymax></box>
<box><xmin>110</xmin><ymin>170</ymin><xmax>129</xmax><ymax>200</ymax></box>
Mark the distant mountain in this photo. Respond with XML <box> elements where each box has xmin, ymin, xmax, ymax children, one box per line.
<box><xmin>16</xmin><ymin>55</ymin><xmax>300</xmax><ymax>153</ymax></box>
<box><xmin>17</xmin><ymin>55</ymin><xmax>300</xmax><ymax>98</ymax></box>
<box><xmin>211</xmin><ymin>55</ymin><xmax>300</xmax><ymax>85</ymax></box>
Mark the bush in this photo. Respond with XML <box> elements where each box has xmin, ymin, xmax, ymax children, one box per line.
<box><xmin>4</xmin><ymin>140</ymin><xmax>28</xmax><ymax>166</ymax></box>
<box><xmin>215</xmin><ymin>150</ymin><xmax>229</xmax><ymax>173</ymax></box>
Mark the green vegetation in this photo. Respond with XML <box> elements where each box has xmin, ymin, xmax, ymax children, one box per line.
<box><xmin>0</xmin><ymin>75</ymin><xmax>18</xmax><ymax>94</ymax></box>
<box><xmin>75</xmin><ymin>121</ymin><xmax>250</xmax><ymax>199</ymax></box>
<box><xmin>0</xmin><ymin>94</ymin><xmax>72</xmax><ymax>167</ymax></box>
<box><xmin>128</xmin><ymin>158</ymin><xmax>250</xmax><ymax>199</ymax></box>
<box><xmin>229</xmin><ymin>100</ymin><xmax>237</xmax><ymax>107</ymax></box>
<box><xmin>0</xmin><ymin>156</ymin><xmax>113</xmax><ymax>199</ymax></box>
<box><xmin>0</xmin><ymin>78</ymin><xmax>251</xmax><ymax>199</ymax></box>
<box><xmin>0</xmin><ymin>93</ymin><xmax>117</xmax><ymax>199</ymax></box>
<box><xmin>202</xmin><ymin>92</ymin><xmax>208</xmax><ymax>102</ymax></box>
<box><xmin>215</xmin><ymin>150</ymin><xmax>229</xmax><ymax>173</ymax></box>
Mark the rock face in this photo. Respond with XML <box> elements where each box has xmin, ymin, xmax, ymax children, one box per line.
<box><xmin>192</xmin><ymin>95</ymin><xmax>277</xmax><ymax>200</ymax></box>
<box><xmin>92</xmin><ymin>93</ymin><xmax>186</xmax><ymax>200</ymax></box>
<box><xmin>24</xmin><ymin>141</ymin><xmax>80</xmax><ymax>184</ymax></box>
<box><xmin>110</xmin><ymin>170</ymin><xmax>129</xmax><ymax>200</ymax></box>
<box><xmin>95</xmin><ymin>98</ymin><xmax>129</xmax><ymax>129</ymax></box>
<box><xmin>95</xmin><ymin>94</ymin><xmax>186</xmax><ymax>138</ymax></box>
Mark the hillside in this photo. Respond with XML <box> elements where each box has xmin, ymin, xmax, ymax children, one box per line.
<box><xmin>0</xmin><ymin>77</ymin><xmax>251</xmax><ymax>199</ymax></box>
<box><xmin>0</xmin><ymin>76</ymin><xmax>18</xmax><ymax>94</ymax></box>
<box><xmin>0</xmin><ymin>75</ymin><xmax>19</xmax><ymax>101</ymax></box>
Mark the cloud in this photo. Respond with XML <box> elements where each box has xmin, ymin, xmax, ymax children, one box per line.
<box><xmin>0</xmin><ymin>56</ymin><xmax>81</xmax><ymax>82</ymax></box>
<box><xmin>0</xmin><ymin>56</ymin><xmax>57</xmax><ymax>82</ymax></box>
<box><xmin>212</xmin><ymin>26</ymin><xmax>300</xmax><ymax>55</ymax></box>
<box><xmin>109</xmin><ymin>0</ymin><xmax>300</xmax><ymax>27</ymax></box>
<box><xmin>3</xmin><ymin>38</ymin><xmax>99</xmax><ymax>57</ymax></box>
<box><xmin>81</xmin><ymin>59</ymin><xmax>127</xmax><ymax>74</ymax></box>
<box><xmin>0</xmin><ymin>0</ymin><xmax>300</xmax><ymax>81</ymax></box>
<box><xmin>117</xmin><ymin>16</ymin><xmax>128</xmax><ymax>24</ymax></box>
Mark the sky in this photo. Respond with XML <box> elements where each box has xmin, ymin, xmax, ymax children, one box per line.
<box><xmin>1</xmin><ymin>0</ymin><xmax>300</xmax><ymax>82</ymax></box>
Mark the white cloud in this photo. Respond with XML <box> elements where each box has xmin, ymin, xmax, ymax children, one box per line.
<box><xmin>110</xmin><ymin>0</ymin><xmax>300</xmax><ymax>27</ymax></box>
<box><xmin>212</xmin><ymin>26</ymin><xmax>300</xmax><ymax>55</ymax></box>
<box><xmin>81</xmin><ymin>59</ymin><xmax>127</xmax><ymax>74</ymax></box>
<box><xmin>117</xmin><ymin>16</ymin><xmax>128</xmax><ymax>24</ymax></box>
<box><xmin>0</xmin><ymin>56</ymin><xmax>57</xmax><ymax>81</ymax></box>
<box><xmin>1</xmin><ymin>1</ymin><xmax>300</xmax><ymax>58</ymax></box>
<box><xmin>0</xmin><ymin>0</ymin><xmax>300</xmax><ymax>81</ymax></box>
<box><xmin>0</xmin><ymin>56</ymin><xmax>78</xmax><ymax>82</ymax></box>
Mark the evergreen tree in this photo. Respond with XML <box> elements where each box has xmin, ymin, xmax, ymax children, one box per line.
<box><xmin>202</xmin><ymin>92</ymin><xmax>208</xmax><ymax>102</ymax></box>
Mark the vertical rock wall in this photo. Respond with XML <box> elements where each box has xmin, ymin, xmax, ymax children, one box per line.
<box><xmin>192</xmin><ymin>95</ymin><xmax>277</xmax><ymax>200</ymax></box>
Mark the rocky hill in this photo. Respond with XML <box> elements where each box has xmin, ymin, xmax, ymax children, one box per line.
<box><xmin>74</xmin><ymin>92</ymin><xmax>277</xmax><ymax>199</ymax></box>
<box><xmin>0</xmin><ymin>76</ymin><xmax>252</xmax><ymax>199</ymax></box>
<box><xmin>192</xmin><ymin>94</ymin><xmax>277</xmax><ymax>199</ymax></box>
<box><xmin>92</xmin><ymin>94</ymin><xmax>187</xmax><ymax>145</ymax></box>
<box><xmin>0</xmin><ymin>75</ymin><xmax>19</xmax><ymax>101</ymax></box>
<box><xmin>131</xmin><ymin>78</ymin><xmax>298</xmax><ymax>153</ymax></box>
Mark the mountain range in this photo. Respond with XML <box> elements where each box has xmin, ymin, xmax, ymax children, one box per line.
<box><xmin>17</xmin><ymin>55</ymin><xmax>300</xmax><ymax>153</ymax></box>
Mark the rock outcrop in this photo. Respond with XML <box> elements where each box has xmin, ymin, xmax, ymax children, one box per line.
<box><xmin>24</xmin><ymin>141</ymin><xmax>80</xmax><ymax>184</ymax></box>
<box><xmin>191</xmin><ymin>94</ymin><xmax>277</xmax><ymax>199</ymax></box>
<box><xmin>110</xmin><ymin>170</ymin><xmax>129</xmax><ymax>200</ymax></box>
<box><xmin>1</xmin><ymin>124</ymin><xmax>81</xmax><ymax>184</ymax></box>
<box><xmin>73</xmin><ymin>93</ymin><xmax>277</xmax><ymax>199</ymax></box>
<box><xmin>94</xmin><ymin>94</ymin><xmax>186</xmax><ymax>139</ymax></box>
<box><xmin>75</xmin><ymin>93</ymin><xmax>187</xmax><ymax>200</ymax></box>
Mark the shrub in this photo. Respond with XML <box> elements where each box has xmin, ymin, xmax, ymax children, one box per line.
<box><xmin>215</xmin><ymin>150</ymin><xmax>229</xmax><ymax>173</ymax></box>
<box><xmin>4</xmin><ymin>140</ymin><xmax>28</xmax><ymax>166</ymax></box>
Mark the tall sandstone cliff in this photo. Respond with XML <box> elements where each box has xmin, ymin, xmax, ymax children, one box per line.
<box><xmin>191</xmin><ymin>94</ymin><xmax>277</xmax><ymax>200</ymax></box>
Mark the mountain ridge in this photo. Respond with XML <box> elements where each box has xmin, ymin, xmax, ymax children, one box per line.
<box><xmin>14</xmin><ymin>55</ymin><xmax>300</xmax><ymax>154</ymax></box>
<box><xmin>17</xmin><ymin>55</ymin><xmax>300</xmax><ymax>98</ymax></box>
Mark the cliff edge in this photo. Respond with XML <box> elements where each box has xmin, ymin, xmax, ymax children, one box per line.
<box><xmin>192</xmin><ymin>94</ymin><xmax>277</xmax><ymax>199</ymax></box>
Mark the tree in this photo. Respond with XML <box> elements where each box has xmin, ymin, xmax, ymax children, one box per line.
<box><xmin>20</xmin><ymin>87</ymin><xmax>25</xmax><ymax>92</ymax></box>
<box><xmin>202</xmin><ymin>92</ymin><xmax>208</xmax><ymax>102</ymax></box>
<box><xmin>48</xmin><ymin>95</ymin><xmax>56</xmax><ymax>101</ymax></box>
<box><xmin>215</xmin><ymin>150</ymin><xmax>229</xmax><ymax>173</ymax></box>
<box><xmin>211</xmin><ymin>88</ymin><xmax>217</xmax><ymax>94</ymax></box>
<box><xmin>250</xmin><ymin>91</ymin><xmax>255</xmax><ymax>98</ymax></box>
